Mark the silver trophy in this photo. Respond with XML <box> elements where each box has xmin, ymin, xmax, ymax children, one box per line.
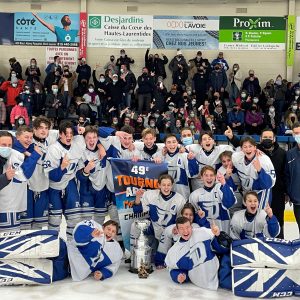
<box><xmin>130</xmin><ymin>219</ymin><xmax>153</xmax><ymax>274</ymax></box>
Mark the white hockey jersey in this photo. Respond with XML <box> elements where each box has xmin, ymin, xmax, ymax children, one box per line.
<box><xmin>133</xmin><ymin>190</ymin><xmax>186</xmax><ymax>240</ymax></box>
<box><xmin>67</xmin><ymin>220</ymin><xmax>123</xmax><ymax>281</ymax></box>
<box><xmin>231</xmin><ymin>151</ymin><xmax>276</xmax><ymax>209</ymax></box>
<box><xmin>165</xmin><ymin>227</ymin><xmax>220</xmax><ymax>290</ymax></box>
<box><xmin>43</xmin><ymin>135</ymin><xmax>86</xmax><ymax>190</ymax></box>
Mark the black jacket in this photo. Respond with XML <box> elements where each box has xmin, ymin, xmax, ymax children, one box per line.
<box><xmin>0</xmin><ymin>156</ymin><xmax>10</xmax><ymax>190</ymax></box>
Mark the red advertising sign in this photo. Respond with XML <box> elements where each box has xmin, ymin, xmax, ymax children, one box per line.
<box><xmin>79</xmin><ymin>12</ymin><xmax>87</xmax><ymax>58</ymax></box>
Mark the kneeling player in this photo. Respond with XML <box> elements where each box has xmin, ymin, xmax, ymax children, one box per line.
<box><xmin>67</xmin><ymin>219</ymin><xmax>123</xmax><ymax>281</ymax></box>
<box><xmin>165</xmin><ymin>216</ymin><xmax>228</xmax><ymax>290</ymax></box>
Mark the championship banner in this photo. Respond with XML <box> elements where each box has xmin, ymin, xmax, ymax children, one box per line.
<box><xmin>219</xmin><ymin>16</ymin><xmax>286</xmax><ymax>50</ymax></box>
<box><xmin>79</xmin><ymin>12</ymin><xmax>87</xmax><ymax>59</ymax></box>
<box><xmin>110</xmin><ymin>158</ymin><xmax>168</xmax><ymax>251</ymax></box>
<box><xmin>14</xmin><ymin>12</ymin><xmax>80</xmax><ymax>46</ymax></box>
<box><xmin>153</xmin><ymin>16</ymin><xmax>219</xmax><ymax>49</ymax></box>
<box><xmin>87</xmin><ymin>14</ymin><xmax>153</xmax><ymax>48</ymax></box>
<box><xmin>0</xmin><ymin>13</ymin><xmax>14</xmax><ymax>45</ymax></box>
<box><xmin>45</xmin><ymin>47</ymin><xmax>78</xmax><ymax>71</ymax></box>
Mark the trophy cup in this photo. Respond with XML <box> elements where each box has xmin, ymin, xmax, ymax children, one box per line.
<box><xmin>130</xmin><ymin>219</ymin><xmax>153</xmax><ymax>274</ymax></box>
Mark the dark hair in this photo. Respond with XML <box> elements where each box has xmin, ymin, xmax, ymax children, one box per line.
<box><xmin>54</xmin><ymin>55</ymin><xmax>59</xmax><ymax>61</ymax></box>
<box><xmin>200</xmin><ymin>165</ymin><xmax>216</xmax><ymax>176</ymax></box>
<box><xmin>176</xmin><ymin>216</ymin><xmax>191</xmax><ymax>226</ymax></box>
<box><xmin>33</xmin><ymin>116</ymin><xmax>51</xmax><ymax>129</ymax></box>
<box><xmin>292</xmin><ymin>122</ymin><xmax>300</xmax><ymax>130</ymax></box>
<box><xmin>158</xmin><ymin>174</ymin><xmax>174</xmax><ymax>184</ymax></box>
<box><xmin>0</xmin><ymin>131</ymin><xmax>13</xmax><ymax>141</ymax></box>
<box><xmin>199</xmin><ymin>130</ymin><xmax>214</xmax><ymax>143</ymax></box>
<box><xmin>181</xmin><ymin>203</ymin><xmax>195</xmax><ymax>216</ymax></box>
<box><xmin>243</xmin><ymin>191</ymin><xmax>258</xmax><ymax>202</ymax></box>
<box><xmin>180</xmin><ymin>127</ymin><xmax>193</xmax><ymax>135</ymax></box>
<box><xmin>120</xmin><ymin>125</ymin><xmax>134</xmax><ymax>135</ymax></box>
<box><xmin>164</xmin><ymin>133</ymin><xmax>178</xmax><ymax>143</ymax></box>
<box><xmin>60</xmin><ymin>14</ymin><xmax>69</xmax><ymax>25</ymax></box>
<box><xmin>59</xmin><ymin>120</ymin><xmax>74</xmax><ymax>135</ymax></box>
<box><xmin>83</xmin><ymin>126</ymin><xmax>98</xmax><ymax>138</ymax></box>
<box><xmin>261</xmin><ymin>128</ymin><xmax>276</xmax><ymax>138</ymax></box>
<box><xmin>16</xmin><ymin>125</ymin><xmax>32</xmax><ymax>136</ymax></box>
<box><xmin>103</xmin><ymin>220</ymin><xmax>119</xmax><ymax>230</ymax></box>
<box><xmin>240</xmin><ymin>136</ymin><xmax>256</xmax><ymax>147</ymax></box>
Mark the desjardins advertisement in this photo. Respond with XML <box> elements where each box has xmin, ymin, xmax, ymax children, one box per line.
<box><xmin>219</xmin><ymin>16</ymin><xmax>286</xmax><ymax>50</ymax></box>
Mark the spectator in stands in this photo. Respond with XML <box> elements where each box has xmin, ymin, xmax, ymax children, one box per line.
<box><xmin>172</xmin><ymin>63</ymin><xmax>188</xmax><ymax>92</ymax></box>
<box><xmin>189</xmin><ymin>51</ymin><xmax>211</xmax><ymax>72</ymax></box>
<box><xmin>32</xmin><ymin>83</ymin><xmax>46</xmax><ymax>117</ymax></box>
<box><xmin>0</xmin><ymin>97</ymin><xmax>6</xmax><ymax>129</ymax></box>
<box><xmin>137</xmin><ymin>67</ymin><xmax>155</xmax><ymax>115</ymax></box>
<box><xmin>227</xmin><ymin>103</ymin><xmax>244</xmax><ymax>135</ymax></box>
<box><xmin>286</xmin><ymin>122</ymin><xmax>300</xmax><ymax>235</ymax></box>
<box><xmin>209</xmin><ymin>63</ymin><xmax>228</xmax><ymax>96</ymax></box>
<box><xmin>8</xmin><ymin>57</ymin><xmax>22</xmax><ymax>80</ymax></box>
<box><xmin>44</xmin><ymin>61</ymin><xmax>63</xmax><ymax>93</ymax></box>
<box><xmin>209</xmin><ymin>92</ymin><xmax>227</xmax><ymax>114</ymax></box>
<box><xmin>10</xmin><ymin>96</ymin><xmax>30</xmax><ymax>128</ymax></box>
<box><xmin>264</xmin><ymin>105</ymin><xmax>280</xmax><ymax>134</ymax></box>
<box><xmin>211</xmin><ymin>51</ymin><xmax>229</xmax><ymax>71</ymax></box>
<box><xmin>103</xmin><ymin>55</ymin><xmax>119</xmax><ymax>75</ymax></box>
<box><xmin>274</xmin><ymin>75</ymin><xmax>287</xmax><ymax>119</ymax></box>
<box><xmin>76</xmin><ymin>57</ymin><xmax>91</xmax><ymax>85</ymax></box>
<box><xmin>59</xmin><ymin>65</ymin><xmax>76</xmax><ymax>108</ymax></box>
<box><xmin>19</xmin><ymin>83</ymin><xmax>33</xmax><ymax>118</ymax></box>
<box><xmin>168</xmin><ymin>50</ymin><xmax>188</xmax><ymax>80</ymax></box>
<box><xmin>106</xmin><ymin>74</ymin><xmax>125</xmax><ymax>114</ymax></box>
<box><xmin>282</xmin><ymin>112</ymin><xmax>298</xmax><ymax>135</ymax></box>
<box><xmin>152</xmin><ymin>77</ymin><xmax>168</xmax><ymax>113</ymax></box>
<box><xmin>120</xmin><ymin>64</ymin><xmax>136</xmax><ymax>109</ymax></box>
<box><xmin>228</xmin><ymin>63</ymin><xmax>242</xmax><ymax>107</ymax></box>
<box><xmin>245</xmin><ymin>103</ymin><xmax>264</xmax><ymax>135</ymax></box>
<box><xmin>213</xmin><ymin>104</ymin><xmax>227</xmax><ymax>134</ymax></box>
<box><xmin>242</xmin><ymin>70</ymin><xmax>261</xmax><ymax>98</ymax></box>
<box><xmin>153</xmin><ymin>52</ymin><xmax>168</xmax><ymax>81</ymax></box>
<box><xmin>116</xmin><ymin>49</ymin><xmax>134</xmax><ymax>70</ymax></box>
<box><xmin>25</xmin><ymin>58</ymin><xmax>41</xmax><ymax>85</ymax></box>
<box><xmin>82</xmin><ymin>84</ymin><xmax>100</xmax><ymax>125</ymax></box>
<box><xmin>45</xmin><ymin>55</ymin><xmax>62</xmax><ymax>76</ymax></box>
<box><xmin>192</xmin><ymin>65</ymin><xmax>209</xmax><ymax>107</ymax></box>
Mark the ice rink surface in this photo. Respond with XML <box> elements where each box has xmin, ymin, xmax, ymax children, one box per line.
<box><xmin>1</xmin><ymin>222</ymin><xmax>299</xmax><ymax>300</ymax></box>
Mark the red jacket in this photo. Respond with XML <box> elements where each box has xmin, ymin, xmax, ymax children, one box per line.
<box><xmin>0</xmin><ymin>80</ymin><xmax>25</xmax><ymax>106</ymax></box>
<box><xmin>10</xmin><ymin>105</ymin><xmax>29</xmax><ymax>126</ymax></box>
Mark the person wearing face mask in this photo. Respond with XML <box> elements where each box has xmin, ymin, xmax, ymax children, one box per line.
<box><xmin>25</xmin><ymin>58</ymin><xmax>41</xmax><ymax>84</ymax></box>
<box><xmin>211</xmin><ymin>51</ymin><xmax>229</xmax><ymax>71</ymax></box>
<box><xmin>286</xmin><ymin>122</ymin><xmax>300</xmax><ymax>234</ymax></box>
<box><xmin>152</xmin><ymin>52</ymin><xmax>168</xmax><ymax>82</ymax></box>
<box><xmin>264</xmin><ymin>105</ymin><xmax>280</xmax><ymax>133</ymax></box>
<box><xmin>137</xmin><ymin>67</ymin><xmax>155</xmax><ymax>115</ymax></box>
<box><xmin>19</xmin><ymin>85</ymin><xmax>33</xmax><ymax>118</ymax></box>
<box><xmin>228</xmin><ymin>63</ymin><xmax>242</xmax><ymax>107</ymax></box>
<box><xmin>116</xmin><ymin>49</ymin><xmax>134</xmax><ymax>70</ymax></box>
<box><xmin>239</xmin><ymin>90</ymin><xmax>252</xmax><ymax>111</ymax></box>
<box><xmin>227</xmin><ymin>104</ymin><xmax>245</xmax><ymax>135</ymax></box>
<box><xmin>192</xmin><ymin>66</ymin><xmax>209</xmax><ymax>106</ymax></box>
<box><xmin>166</xmin><ymin>85</ymin><xmax>182</xmax><ymax>109</ymax></box>
<box><xmin>103</xmin><ymin>55</ymin><xmax>119</xmax><ymax>75</ymax></box>
<box><xmin>172</xmin><ymin>63</ymin><xmax>188</xmax><ymax>92</ymax></box>
<box><xmin>245</xmin><ymin>104</ymin><xmax>263</xmax><ymax>135</ymax></box>
<box><xmin>213</xmin><ymin>104</ymin><xmax>227</xmax><ymax>134</ymax></box>
<box><xmin>283</xmin><ymin>112</ymin><xmax>298</xmax><ymax>135</ymax></box>
<box><xmin>8</xmin><ymin>57</ymin><xmax>22</xmax><ymax>80</ymax></box>
<box><xmin>44</xmin><ymin>59</ymin><xmax>63</xmax><ymax>94</ymax></box>
<box><xmin>144</xmin><ymin>48</ymin><xmax>155</xmax><ymax>75</ymax></box>
<box><xmin>45</xmin><ymin>55</ymin><xmax>62</xmax><ymax>76</ymax></box>
<box><xmin>10</xmin><ymin>96</ymin><xmax>30</xmax><ymax>128</ymax></box>
<box><xmin>0</xmin><ymin>77</ymin><xmax>25</xmax><ymax>129</ymax></box>
<box><xmin>32</xmin><ymin>13</ymin><xmax>79</xmax><ymax>43</ymax></box>
<box><xmin>208</xmin><ymin>63</ymin><xmax>228</xmax><ymax>97</ymax></box>
<box><xmin>59</xmin><ymin>65</ymin><xmax>77</xmax><ymax>109</ymax></box>
<box><xmin>106</xmin><ymin>74</ymin><xmax>126</xmax><ymax>115</ymax></box>
<box><xmin>209</xmin><ymin>92</ymin><xmax>227</xmax><ymax>115</ymax></box>
<box><xmin>119</xmin><ymin>64</ymin><xmax>137</xmax><ymax>109</ymax></box>
<box><xmin>152</xmin><ymin>77</ymin><xmax>168</xmax><ymax>113</ymax></box>
<box><xmin>273</xmin><ymin>75</ymin><xmax>287</xmax><ymax>120</ymax></box>
<box><xmin>242</xmin><ymin>70</ymin><xmax>261</xmax><ymax>98</ymax></box>
<box><xmin>186</xmin><ymin>110</ymin><xmax>201</xmax><ymax>133</ymax></box>
<box><xmin>83</xmin><ymin>84</ymin><xmax>100</xmax><ymax>125</ymax></box>
<box><xmin>45</xmin><ymin>84</ymin><xmax>66</xmax><ymax>128</ymax></box>
<box><xmin>168</xmin><ymin>50</ymin><xmax>188</xmax><ymax>79</ymax></box>
<box><xmin>76</xmin><ymin>57</ymin><xmax>91</xmax><ymax>86</ymax></box>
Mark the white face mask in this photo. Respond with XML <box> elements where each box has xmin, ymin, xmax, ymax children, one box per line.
<box><xmin>269</xmin><ymin>107</ymin><xmax>275</xmax><ymax>113</ymax></box>
<box><xmin>292</xmin><ymin>105</ymin><xmax>298</xmax><ymax>110</ymax></box>
<box><xmin>253</xmin><ymin>98</ymin><xmax>259</xmax><ymax>103</ymax></box>
<box><xmin>88</xmin><ymin>88</ymin><xmax>94</xmax><ymax>93</ymax></box>
<box><xmin>12</xmin><ymin>83</ymin><xmax>17</xmax><ymax>87</ymax></box>
<box><xmin>113</xmin><ymin>79</ymin><xmax>118</xmax><ymax>83</ymax></box>
<box><xmin>35</xmin><ymin>89</ymin><xmax>40</xmax><ymax>94</ymax></box>
<box><xmin>99</xmin><ymin>78</ymin><xmax>105</xmax><ymax>83</ymax></box>
<box><xmin>0</xmin><ymin>146</ymin><xmax>12</xmax><ymax>158</ymax></box>
<box><xmin>19</xmin><ymin>102</ymin><xmax>24</xmax><ymax>107</ymax></box>
<box><xmin>25</xmin><ymin>90</ymin><xmax>30</xmax><ymax>94</ymax></box>
<box><xmin>52</xmin><ymin>88</ymin><xmax>58</xmax><ymax>94</ymax></box>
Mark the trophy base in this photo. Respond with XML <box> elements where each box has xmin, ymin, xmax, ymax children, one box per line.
<box><xmin>129</xmin><ymin>265</ymin><xmax>153</xmax><ymax>274</ymax></box>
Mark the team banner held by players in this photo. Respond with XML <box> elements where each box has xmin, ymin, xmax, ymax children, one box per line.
<box><xmin>219</xmin><ymin>16</ymin><xmax>286</xmax><ymax>50</ymax></box>
<box><xmin>14</xmin><ymin>12</ymin><xmax>80</xmax><ymax>46</ymax></box>
<box><xmin>87</xmin><ymin>14</ymin><xmax>153</xmax><ymax>48</ymax></box>
<box><xmin>153</xmin><ymin>16</ymin><xmax>219</xmax><ymax>49</ymax></box>
<box><xmin>110</xmin><ymin>158</ymin><xmax>168</xmax><ymax>251</ymax></box>
<box><xmin>45</xmin><ymin>47</ymin><xmax>78</xmax><ymax>71</ymax></box>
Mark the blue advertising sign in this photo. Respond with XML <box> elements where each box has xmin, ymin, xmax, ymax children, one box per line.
<box><xmin>14</xmin><ymin>12</ymin><xmax>79</xmax><ymax>46</ymax></box>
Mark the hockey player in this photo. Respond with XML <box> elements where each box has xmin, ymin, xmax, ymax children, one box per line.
<box><xmin>165</xmin><ymin>216</ymin><xmax>227</xmax><ymax>290</ymax></box>
<box><xmin>0</xmin><ymin>130</ymin><xmax>41</xmax><ymax>231</ymax></box>
<box><xmin>189</xmin><ymin>165</ymin><xmax>236</xmax><ymax>234</ymax></box>
<box><xmin>231</xmin><ymin>136</ymin><xmax>276</xmax><ymax>209</ymax></box>
<box><xmin>67</xmin><ymin>219</ymin><xmax>123</xmax><ymax>281</ymax></box>
<box><xmin>217</xmin><ymin>150</ymin><xmax>243</xmax><ymax>216</ymax></box>
<box><xmin>21</xmin><ymin>117</ymin><xmax>58</xmax><ymax>229</ymax></box>
<box><xmin>131</xmin><ymin>174</ymin><xmax>186</xmax><ymax>259</ymax></box>
<box><xmin>155</xmin><ymin>203</ymin><xmax>210</xmax><ymax>269</ymax></box>
<box><xmin>43</xmin><ymin>121</ymin><xmax>86</xmax><ymax>239</ymax></box>
<box><xmin>161</xmin><ymin>134</ymin><xmax>199</xmax><ymax>199</ymax></box>
<box><xmin>77</xmin><ymin>126</ymin><xmax>109</xmax><ymax>224</ymax></box>
<box><xmin>230</xmin><ymin>191</ymin><xmax>280</xmax><ymax>240</ymax></box>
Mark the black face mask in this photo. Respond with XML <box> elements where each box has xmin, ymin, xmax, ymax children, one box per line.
<box><xmin>291</xmin><ymin>117</ymin><xmax>296</xmax><ymax>122</ymax></box>
<box><xmin>213</xmin><ymin>95</ymin><xmax>219</xmax><ymax>100</ymax></box>
<box><xmin>110</xmin><ymin>58</ymin><xmax>114</xmax><ymax>62</ymax></box>
<box><xmin>232</xmin><ymin>108</ymin><xmax>238</xmax><ymax>112</ymax></box>
<box><xmin>261</xmin><ymin>138</ymin><xmax>273</xmax><ymax>149</ymax></box>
